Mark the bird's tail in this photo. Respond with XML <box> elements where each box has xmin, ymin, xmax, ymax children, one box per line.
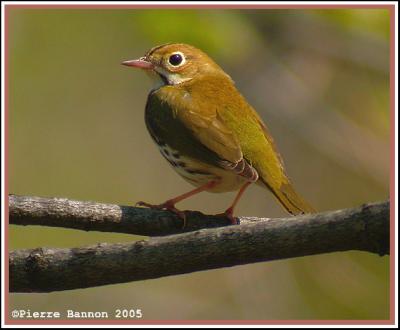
<box><xmin>266</xmin><ymin>181</ymin><xmax>315</xmax><ymax>215</ymax></box>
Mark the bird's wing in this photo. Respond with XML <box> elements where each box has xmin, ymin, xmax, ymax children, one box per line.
<box><xmin>167</xmin><ymin>78</ymin><xmax>314</xmax><ymax>214</ymax></box>
<box><xmin>177</xmin><ymin>100</ymin><xmax>259</xmax><ymax>181</ymax></box>
<box><xmin>177</xmin><ymin>105</ymin><xmax>242</xmax><ymax>163</ymax></box>
<box><xmin>146</xmin><ymin>88</ymin><xmax>258</xmax><ymax>181</ymax></box>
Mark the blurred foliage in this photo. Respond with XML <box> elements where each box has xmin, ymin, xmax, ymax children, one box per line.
<box><xmin>8</xmin><ymin>8</ymin><xmax>390</xmax><ymax>320</ymax></box>
<box><xmin>314</xmin><ymin>9</ymin><xmax>390</xmax><ymax>38</ymax></box>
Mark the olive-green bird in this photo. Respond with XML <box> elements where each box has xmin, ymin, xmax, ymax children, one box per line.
<box><xmin>122</xmin><ymin>43</ymin><xmax>314</xmax><ymax>224</ymax></box>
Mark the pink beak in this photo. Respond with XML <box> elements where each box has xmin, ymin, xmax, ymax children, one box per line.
<box><xmin>121</xmin><ymin>57</ymin><xmax>154</xmax><ymax>70</ymax></box>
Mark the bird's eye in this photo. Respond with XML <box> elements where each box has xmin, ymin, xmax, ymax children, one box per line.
<box><xmin>168</xmin><ymin>53</ymin><xmax>184</xmax><ymax>66</ymax></box>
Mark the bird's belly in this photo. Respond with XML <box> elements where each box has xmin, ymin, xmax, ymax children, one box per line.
<box><xmin>158</xmin><ymin>144</ymin><xmax>246</xmax><ymax>193</ymax></box>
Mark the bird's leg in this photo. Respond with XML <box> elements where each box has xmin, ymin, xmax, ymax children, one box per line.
<box><xmin>219</xmin><ymin>181</ymin><xmax>252</xmax><ymax>225</ymax></box>
<box><xmin>136</xmin><ymin>180</ymin><xmax>219</xmax><ymax>226</ymax></box>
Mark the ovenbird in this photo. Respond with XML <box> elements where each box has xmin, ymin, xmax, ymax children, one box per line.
<box><xmin>122</xmin><ymin>43</ymin><xmax>314</xmax><ymax>224</ymax></box>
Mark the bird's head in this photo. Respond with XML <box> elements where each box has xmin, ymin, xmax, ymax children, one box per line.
<box><xmin>122</xmin><ymin>43</ymin><xmax>232</xmax><ymax>89</ymax></box>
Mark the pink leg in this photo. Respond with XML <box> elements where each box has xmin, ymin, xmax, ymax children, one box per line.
<box><xmin>136</xmin><ymin>180</ymin><xmax>219</xmax><ymax>226</ymax></box>
<box><xmin>222</xmin><ymin>181</ymin><xmax>252</xmax><ymax>224</ymax></box>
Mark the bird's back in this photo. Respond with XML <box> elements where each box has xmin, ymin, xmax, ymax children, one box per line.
<box><xmin>184</xmin><ymin>75</ymin><xmax>315</xmax><ymax>214</ymax></box>
<box><xmin>146</xmin><ymin>73</ymin><xmax>314</xmax><ymax>214</ymax></box>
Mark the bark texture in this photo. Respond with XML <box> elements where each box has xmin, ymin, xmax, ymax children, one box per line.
<box><xmin>9</xmin><ymin>197</ymin><xmax>389</xmax><ymax>293</ymax></box>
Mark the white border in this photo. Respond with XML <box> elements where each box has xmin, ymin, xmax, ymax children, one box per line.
<box><xmin>0</xmin><ymin>1</ymin><xmax>399</xmax><ymax>5</ymax></box>
<box><xmin>1</xmin><ymin>1</ymin><xmax>398</xmax><ymax>328</ymax></box>
<box><xmin>1</xmin><ymin>1</ymin><xmax>7</xmax><ymax>329</ymax></box>
<box><xmin>393</xmin><ymin>2</ymin><xmax>398</xmax><ymax>328</ymax></box>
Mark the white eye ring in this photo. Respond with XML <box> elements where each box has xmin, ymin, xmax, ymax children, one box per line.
<box><xmin>168</xmin><ymin>52</ymin><xmax>186</xmax><ymax>67</ymax></box>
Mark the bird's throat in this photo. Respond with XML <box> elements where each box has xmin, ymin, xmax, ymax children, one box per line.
<box><xmin>145</xmin><ymin>70</ymin><xmax>167</xmax><ymax>91</ymax></box>
<box><xmin>146</xmin><ymin>67</ymin><xmax>192</xmax><ymax>91</ymax></box>
<box><xmin>158</xmin><ymin>72</ymin><xmax>169</xmax><ymax>86</ymax></box>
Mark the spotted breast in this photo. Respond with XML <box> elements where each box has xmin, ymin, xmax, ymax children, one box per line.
<box><xmin>157</xmin><ymin>142</ymin><xmax>252</xmax><ymax>192</ymax></box>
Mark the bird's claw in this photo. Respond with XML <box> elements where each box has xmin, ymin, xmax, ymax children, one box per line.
<box><xmin>216</xmin><ymin>207</ymin><xmax>239</xmax><ymax>225</ymax></box>
<box><xmin>135</xmin><ymin>200</ymin><xmax>187</xmax><ymax>228</ymax></box>
<box><xmin>135</xmin><ymin>201</ymin><xmax>157</xmax><ymax>208</ymax></box>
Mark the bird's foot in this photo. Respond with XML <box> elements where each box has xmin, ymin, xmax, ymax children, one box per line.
<box><xmin>216</xmin><ymin>207</ymin><xmax>239</xmax><ymax>225</ymax></box>
<box><xmin>135</xmin><ymin>200</ymin><xmax>187</xmax><ymax>227</ymax></box>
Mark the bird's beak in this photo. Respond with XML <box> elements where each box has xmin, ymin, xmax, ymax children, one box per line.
<box><xmin>121</xmin><ymin>57</ymin><xmax>154</xmax><ymax>70</ymax></box>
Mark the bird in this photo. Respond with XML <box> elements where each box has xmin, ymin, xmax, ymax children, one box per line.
<box><xmin>122</xmin><ymin>43</ymin><xmax>314</xmax><ymax>225</ymax></box>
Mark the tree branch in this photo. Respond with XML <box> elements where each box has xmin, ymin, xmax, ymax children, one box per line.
<box><xmin>9</xmin><ymin>194</ymin><xmax>238</xmax><ymax>236</ymax></box>
<box><xmin>9</xmin><ymin>198</ymin><xmax>389</xmax><ymax>293</ymax></box>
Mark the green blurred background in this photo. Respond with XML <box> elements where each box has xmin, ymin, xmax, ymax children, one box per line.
<box><xmin>8</xmin><ymin>8</ymin><xmax>390</xmax><ymax>320</ymax></box>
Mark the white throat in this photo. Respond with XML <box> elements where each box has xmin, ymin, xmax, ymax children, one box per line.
<box><xmin>155</xmin><ymin>67</ymin><xmax>192</xmax><ymax>86</ymax></box>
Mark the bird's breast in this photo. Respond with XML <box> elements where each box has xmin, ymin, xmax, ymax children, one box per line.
<box><xmin>144</xmin><ymin>89</ymin><xmax>247</xmax><ymax>192</ymax></box>
<box><xmin>156</xmin><ymin>143</ymin><xmax>247</xmax><ymax>192</ymax></box>
<box><xmin>157</xmin><ymin>143</ymin><xmax>215</xmax><ymax>184</ymax></box>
